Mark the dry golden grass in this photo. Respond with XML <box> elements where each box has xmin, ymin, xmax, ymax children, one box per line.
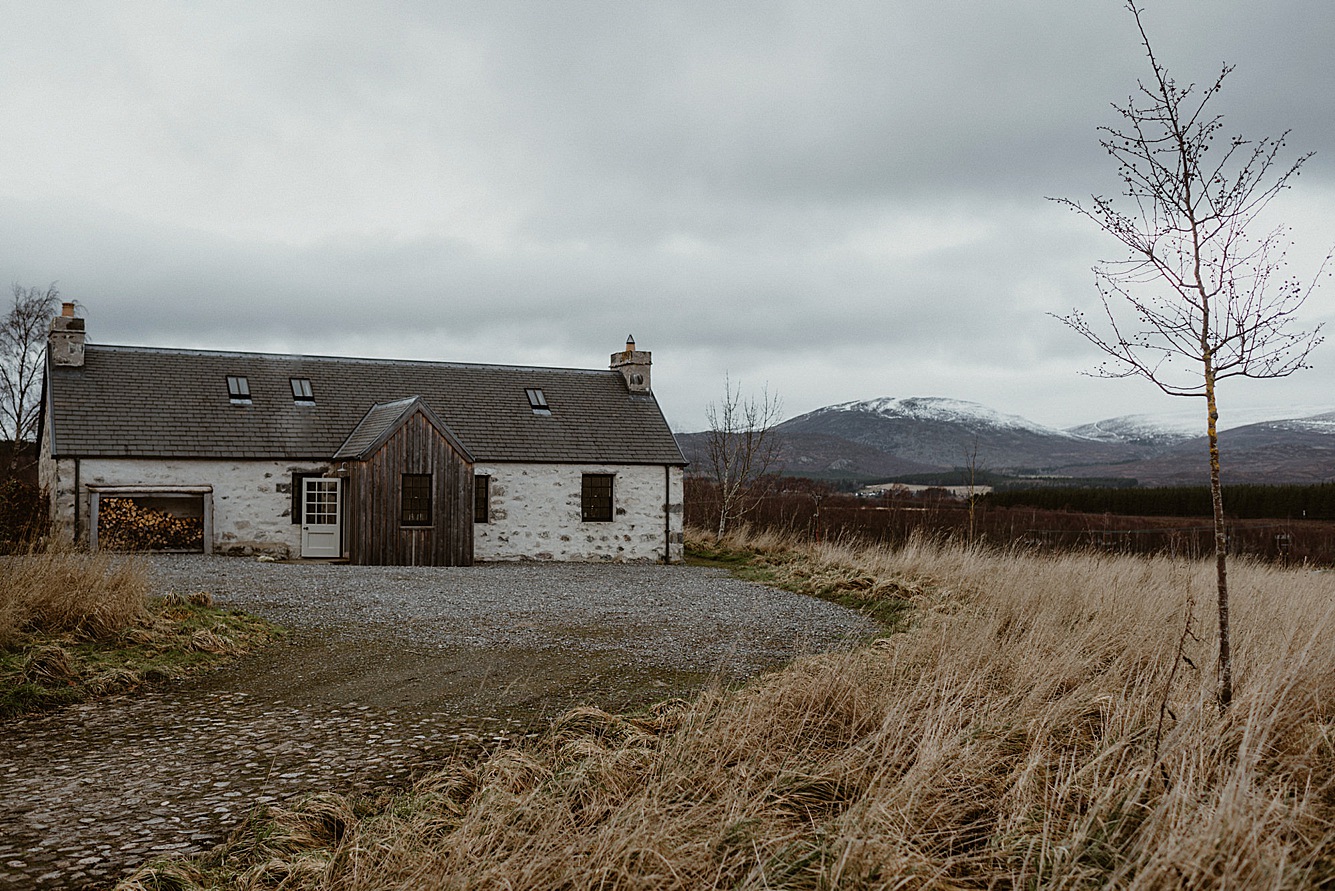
<box><xmin>1</xmin><ymin>550</ymin><xmax>280</xmax><ymax>717</ymax></box>
<box><xmin>126</xmin><ymin>529</ymin><xmax>1335</xmax><ymax>890</ymax></box>
<box><xmin>0</xmin><ymin>548</ymin><xmax>149</xmax><ymax>647</ymax></box>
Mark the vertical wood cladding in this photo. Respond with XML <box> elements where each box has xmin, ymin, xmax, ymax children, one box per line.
<box><xmin>347</xmin><ymin>410</ymin><xmax>473</xmax><ymax>565</ymax></box>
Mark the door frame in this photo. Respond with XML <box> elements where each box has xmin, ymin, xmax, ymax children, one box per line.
<box><xmin>300</xmin><ymin>476</ymin><xmax>342</xmax><ymax>558</ymax></box>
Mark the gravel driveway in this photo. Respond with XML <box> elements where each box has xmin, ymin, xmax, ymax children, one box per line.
<box><xmin>0</xmin><ymin>557</ymin><xmax>875</xmax><ymax>890</ymax></box>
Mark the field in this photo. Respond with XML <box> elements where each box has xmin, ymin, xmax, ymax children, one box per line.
<box><xmin>686</xmin><ymin>478</ymin><xmax>1335</xmax><ymax>565</ymax></box>
<box><xmin>122</xmin><ymin>527</ymin><xmax>1335</xmax><ymax>889</ymax></box>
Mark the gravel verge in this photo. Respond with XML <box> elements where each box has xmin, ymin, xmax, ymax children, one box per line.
<box><xmin>151</xmin><ymin>558</ymin><xmax>872</xmax><ymax>671</ymax></box>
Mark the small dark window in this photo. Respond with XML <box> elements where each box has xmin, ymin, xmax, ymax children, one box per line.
<box><xmin>526</xmin><ymin>388</ymin><xmax>551</xmax><ymax>415</ymax></box>
<box><xmin>290</xmin><ymin>378</ymin><xmax>314</xmax><ymax>402</ymax></box>
<box><xmin>474</xmin><ymin>475</ymin><xmax>490</xmax><ymax>523</ymax></box>
<box><xmin>401</xmin><ymin>474</ymin><xmax>432</xmax><ymax>526</ymax></box>
<box><xmin>581</xmin><ymin>473</ymin><xmax>614</xmax><ymax>522</ymax></box>
<box><xmin>227</xmin><ymin>375</ymin><xmax>251</xmax><ymax>403</ymax></box>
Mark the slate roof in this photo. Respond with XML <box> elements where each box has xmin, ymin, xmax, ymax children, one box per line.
<box><xmin>332</xmin><ymin>396</ymin><xmax>474</xmax><ymax>462</ymax></box>
<box><xmin>45</xmin><ymin>345</ymin><xmax>687</xmax><ymax>465</ymax></box>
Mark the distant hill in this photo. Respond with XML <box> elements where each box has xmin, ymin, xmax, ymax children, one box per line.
<box><xmin>1065</xmin><ymin>413</ymin><xmax>1335</xmax><ymax>485</ymax></box>
<box><xmin>677</xmin><ymin>398</ymin><xmax>1335</xmax><ymax>486</ymax></box>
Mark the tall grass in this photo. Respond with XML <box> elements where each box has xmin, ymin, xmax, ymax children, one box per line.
<box><xmin>125</xmin><ymin>528</ymin><xmax>1335</xmax><ymax>889</ymax></box>
<box><xmin>0</xmin><ymin>549</ymin><xmax>148</xmax><ymax>648</ymax></box>
<box><xmin>2</xmin><ymin>551</ymin><xmax>279</xmax><ymax>717</ymax></box>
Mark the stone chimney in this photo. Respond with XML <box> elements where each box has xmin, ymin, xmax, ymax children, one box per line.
<box><xmin>610</xmin><ymin>335</ymin><xmax>651</xmax><ymax>393</ymax></box>
<box><xmin>49</xmin><ymin>302</ymin><xmax>85</xmax><ymax>367</ymax></box>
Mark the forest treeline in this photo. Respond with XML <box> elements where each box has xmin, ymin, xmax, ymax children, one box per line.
<box><xmin>985</xmin><ymin>482</ymin><xmax>1335</xmax><ymax>520</ymax></box>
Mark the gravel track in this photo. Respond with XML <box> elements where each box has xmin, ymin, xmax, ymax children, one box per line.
<box><xmin>152</xmin><ymin>558</ymin><xmax>870</xmax><ymax>670</ymax></box>
<box><xmin>0</xmin><ymin>557</ymin><xmax>875</xmax><ymax>889</ymax></box>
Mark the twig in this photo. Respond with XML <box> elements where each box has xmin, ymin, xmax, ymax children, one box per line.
<box><xmin>1152</xmin><ymin>578</ymin><xmax>1199</xmax><ymax>775</ymax></box>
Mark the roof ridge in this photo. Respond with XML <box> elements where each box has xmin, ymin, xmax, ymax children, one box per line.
<box><xmin>333</xmin><ymin>394</ymin><xmax>474</xmax><ymax>462</ymax></box>
<box><xmin>84</xmin><ymin>343</ymin><xmax>613</xmax><ymax>376</ymax></box>
<box><xmin>370</xmin><ymin>395</ymin><xmax>423</xmax><ymax>409</ymax></box>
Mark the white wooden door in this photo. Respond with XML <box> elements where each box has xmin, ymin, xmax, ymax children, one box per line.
<box><xmin>301</xmin><ymin>477</ymin><xmax>342</xmax><ymax>558</ymax></box>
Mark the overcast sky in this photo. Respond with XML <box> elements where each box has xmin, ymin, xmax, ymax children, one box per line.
<box><xmin>2</xmin><ymin>1</ymin><xmax>1332</xmax><ymax>433</ymax></box>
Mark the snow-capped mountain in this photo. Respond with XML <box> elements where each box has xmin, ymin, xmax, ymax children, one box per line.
<box><xmin>677</xmin><ymin>397</ymin><xmax>1335</xmax><ymax>484</ymax></box>
<box><xmin>1272</xmin><ymin>411</ymin><xmax>1335</xmax><ymax>434</ymax></box>
<box><xmin>821</xmin><ymin>397</ymin><xmax>1080</xmax><ymax>439</ymax></box>
<box><xmin>775</xmin><ymin>396</ymin><xmax>1132</xmax><ymax>471</ymax></box>
<box><xmin>1067</xmin><ymin>404</ymin><xmax>1335</xmax><ymax>447</ymax></box>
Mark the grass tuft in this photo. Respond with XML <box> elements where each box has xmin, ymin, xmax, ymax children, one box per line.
<box><xmin>685</xmin><ymin>527</ymin><xmax>922</xmax><ymax>630</ymax></box>
<box><xmin>0</xmin><ymin>548</ymin><xmax>149</xmax><ymax>647</ymax></box>
<box><xmin>0</xmin><ymin>550</ymin><xmax>282</xmax><ymax>718</ymax></box>
<box><xmin>114</xmin><ymin>862</ymin><xmax>210</xmax><ymax>891</ymax></box>
<box><xmin>19</xmin><ymin>643</ymin><xmax>80</xmax><ymax>686</ymax></box>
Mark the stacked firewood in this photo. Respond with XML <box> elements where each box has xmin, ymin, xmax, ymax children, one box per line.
<box><xmin>99</xmin><ymin>498</ymin><xmax>204</xmax><ymax>551</ymax></box>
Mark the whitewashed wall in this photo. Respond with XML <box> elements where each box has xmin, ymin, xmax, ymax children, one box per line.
<box><xmin>40</xmin><ymin>454</ymin><xmax>78</xmax><ymax>544</ymax></box>
<box><xmin>474</xmin><ymin>462</ymin><xmax>683</xmax><ymax>563</ymax></box>
<box><xmin>39</xmin><ymin>448</ymin><xmax>685</xmax><ymax>563</ymax></box>
<box><xmin>40</xmin><ymin>410</ymin><xmax>81</xmax><ymax>544</ymax></box>
<box><xmin>45</xmin><ymin>456</ymin><xmax>330</xmax><ymax>557</ymax></box>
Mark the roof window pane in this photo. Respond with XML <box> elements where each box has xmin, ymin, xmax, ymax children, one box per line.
<box><xmin>227</xmin><ymin>375</ymin><xmax>251</xmax><ymax>403</ymax></box>
<box><xmin>526</xmin><ymin>388</ymin><xmax>550</xmax><ymax>414</ymax></box>
<box><xmin>291</xmin><ymin>378</ymin><xmax>314</xmax><ymax>402</ymax></box>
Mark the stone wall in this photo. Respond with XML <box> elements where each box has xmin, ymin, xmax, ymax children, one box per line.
<box><xmin>474</xmin><ymin>462</ymin><xmax>683</xmax><ymax>563</ymax></box>
<box><xmin>40</xmin><ymin>449</ymin><xmax>685</xmax><ymax>563</ymax></box>
<box><xmin>66</xmin><ymin>458</ymin><xmax>331</xmax><ymax>557</ymax></box>
<box><xmin>39</xmin><ymin>409</ymin><xmax>78</xmax><ymax>543</ymax></box>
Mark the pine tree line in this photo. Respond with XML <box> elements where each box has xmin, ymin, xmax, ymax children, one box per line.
<box><xmin>985</xmin><ymin>483</ymin><xmax>1335</xmax><ymax>521</ymax></box>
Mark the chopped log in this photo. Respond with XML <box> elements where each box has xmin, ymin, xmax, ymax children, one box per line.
<box><xmin>99</xmin><ymin>498</ymin><xmax>204</xmax><ymax>551</ymax></box>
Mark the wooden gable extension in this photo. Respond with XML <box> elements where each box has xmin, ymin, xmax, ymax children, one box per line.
<box><xmin>339</xmin><ymin>398</ymin><xmax>475</xmax><ymax>566</ymax></box>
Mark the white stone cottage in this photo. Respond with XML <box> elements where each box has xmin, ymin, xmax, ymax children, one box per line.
<box><xmin>38</xmin><ymin>306</ymin><xmax>686</xmax><ymax>565</ymax></box>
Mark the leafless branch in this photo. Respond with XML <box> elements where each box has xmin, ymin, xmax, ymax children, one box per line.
<box><xmin>1</xmin><ymin>283</ymin><xmax>61</xmax><ymax>469</ymax></box>
<box><xmin>1048</xmin><ymin>1</ymin><xmax>1327</xmax><ymax>708</ymax></box>
<box><xmin>705</xmin><ymin>374</ymin><xmax>782</xmax><ymax>538</ymax></box>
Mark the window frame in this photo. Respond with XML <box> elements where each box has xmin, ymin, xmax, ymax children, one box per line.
<box><xmin>226</xmin><ymin>375</ymin><xmax>251</xmax><ymax>404</ymax></box>
<box><xmin>400</xmin><ymin>473</ymin><xmax>433</xmax><ymax>527</ymax></box>
<box><xmin>525</xmin><ymin>387</ymin><xmax>551</xmax><ymax>415</ymax></box>
<box><xmin>474</xmin><ymin>475</ymin><xmax>490</xmax><ymax>523</ymax></box>
<box><xmin>581</xmin><ymin>473</ymin><xmax>614</xmax><ymax>523</ymax></box>
<box><xmin>290</xmin><ymin>377</ymin><xmax>314</xmax><ymax>403</ymax></box>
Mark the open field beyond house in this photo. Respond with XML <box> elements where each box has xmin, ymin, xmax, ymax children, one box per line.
<box><xmin>122</xmin><ymin>527</ymin><xmax>1335</xmax><ymax>890</ymax></box>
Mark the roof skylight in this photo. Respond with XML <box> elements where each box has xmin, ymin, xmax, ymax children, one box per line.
<box><xmin>227</xmin><ymin>375</ymin><xmax>251</xmax><ymax>404</ymax></box>
<box><xmin>526</xmin><ymin>387</ymin><xmax>551</xmax><ymax>416</ymax></box>
<box><xmin>291</xmin><ymin>377</ymin><xmax>314</xmax><ymax>403</ymax></box>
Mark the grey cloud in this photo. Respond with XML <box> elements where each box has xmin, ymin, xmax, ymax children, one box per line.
<box><xmin>2</xmin><ymin>1</ymin><xmax>1333</xmax><ymax>433</ymax></box>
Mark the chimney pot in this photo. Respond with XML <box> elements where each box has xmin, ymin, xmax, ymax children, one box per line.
<box><xmin>50</xmin><ymin>303</ymin><xmax>86</xmax><ymax>367</ymax></box>
<box><xmin>610</xmin><ymin>336</ymin><xmax>651</xmax><ymax>393</ymax></box>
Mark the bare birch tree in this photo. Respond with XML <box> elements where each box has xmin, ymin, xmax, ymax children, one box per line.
<box><xmin>962</xmin><ymin>436</ymin><xmax>983</xmax><ymax>546</ymax></box>
<box><xmin>1053</xmin><ymin>2</ymin><xmax>1327</xmax><ymax>707</ymax></box>
<box><xmin>1</xmin><ymin>283</ymin><xmax>60</xmax><ymax>473</ymax></box>
<box><xmin>705</xmin><ymin>375</ymin><xmax>782</xmax><ymax>538</ymax></box>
